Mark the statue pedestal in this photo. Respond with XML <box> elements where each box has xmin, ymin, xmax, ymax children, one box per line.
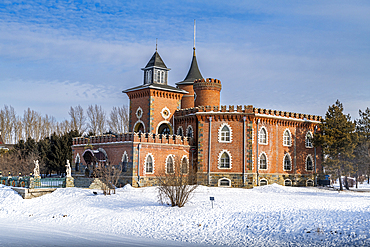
<box><xmin>29</xmin><ymin>176</ymin><xmax>41</xmax><ymax>189</ymax></box>
<box><xmin>66</xmin><ymin>177</ymin><xmax>74</xmax><ymax>187</ymax></box>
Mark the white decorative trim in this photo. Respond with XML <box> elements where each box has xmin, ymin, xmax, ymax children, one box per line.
<box><xmin>186</xmin><ymin>125</ymin><xmax>194</xmax><ymax>138</ymax></box>
<box><xmin>284</xmin><ymin>179</ymin><xmax>292</xmax><ymax>186</ymax></box>
<box><xmin>165</xmin><ymin>154</ymin><xmax>175</xmax><ymax>174</ymax></box>
<box><xmin>283</xmin><ymin>129</ymin><xmax>292</xmax><ymax>147</ymax></box>
<box><xmin>121</xmin><ymin>151</ymin><xmax>129</xmax><ymax>162</ymax></box>
<box><xmin>177</xmin><ymin>126</ymin><xmax>184</xmax><ymax>136</ymax></box>
<box><xmin>306</xmin><ymin>179</ymin><xmax>314</xmax><ymax>186</ymax></box>
<box><xmin>260</xmin><ymin>178</ymin><xmax>268</xmax><ymax>186</ymax></box>
<box><xmin>133</xmin><ymin>120</ymin><xmax>146</xmax><ymax>133</ymax></box>
<box><xmin>258</xmin><ymin>152</ymin><xmax>268</xmax><ymax>170</ymax></box>
<box><xmin>305</xmin><ymin>154</ymin><xmax>314</xmax><ymax>171</ymax></box>
<box><xmin>156</xmin><ymin>121</ymin><xmax>173</xmax><ymax>135</ymax></box>
<box><xmin>160</xmin><ymin>107</ymin><xmax>171</xmax><ymax>120</ymax></box>
<box><xmin>218</xmin><ymin>123</ymin><xmax>232</xmax><ymax>143</ymax></box>
<box><xmin>75</xmin><ymin>153</ymin><xmax>80</xmax><ymax>163</ymax></box>
<box><xmin>258</xmin><ymin>126</ymin><xmax>268</xmax><ymax>145</ymax></box>
<box><xmin>305</xmin><ymin>131</ymin><xmax>313</xmax><ymax>148</ymax></box>
<box><xmin>218</xmin><ymin>149</ymin><xmax>232</xmax><ymax>169</ymax></box>
<box><xmin>136</xmin><ymin>107</ymin><xmax>143</xmax><ymax>119</ymax></box>
<box><xmin>181</xmin><ymin>155</ymin><xmax>189</xmax><ymax>174</ymax></box>
<box><xmin>144</xmin><ymin>153</ymin><xmax>155</xmax><ymax>174</ymax></box>
<box><xmin>283</xmin><ymin>153</ymin><xmax>292</xmax><ymax>171</ymax></box>
<box><xmin>121</xmin><ymin>151</ymin><xmax>129</xmax><ymax>172</ymax></box>
<box><xmin>218</xmin><ymin>177</ymin><xmax>231</xmax><ymax>187</ymax></box>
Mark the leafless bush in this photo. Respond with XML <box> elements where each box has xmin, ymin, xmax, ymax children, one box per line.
<box><xmin>156</xmin><ymin>157</ymin><xmax>197</xmax><ymax>207</ymax></box>
<box><xmin>93</xmin><ymin>158</ymin><xmax>122</xmax><ymax>195</ymax></box>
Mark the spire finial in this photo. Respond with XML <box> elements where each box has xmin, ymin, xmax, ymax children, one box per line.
<box><xmin>156</xmin><ymin>38</ymin><xmax>158</xmax><ymax>51</ymax></box>
<box><xmin>193</xmin><ymin>19</ymin><xmax>196</xmax><ymax>50</ymax></box>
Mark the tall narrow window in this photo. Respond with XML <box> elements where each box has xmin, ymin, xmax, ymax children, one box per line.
<box><xmin>219</xmin><ymin>152</ymin><xmax>230</xmax><ymax>168</ymax></box>
<box><xmin>75</xmin><ymin>154</ymin><xmax>80</xmax><ymax>172</ymax></box>
<box><xmin>259</xmin><ymin>127</ymin><xmax>267</xmax><ymax>144</ymax></box>
<box><xmin>220</xmin><ymin>125</ymin><xmax>230</xmax><ymax>142</ymax></box>
<box><xmin>259</xmin><ymin>153</ymin><xmax>267</xmax><ymax>170</ymax></box>
<box><xmin>283</xmin><ymin>154</ymin><xmax>292</xmax><ymax>171</ymax></box>
<box><xmin>305</xmin><ymin>132</ymin><xmax>313</xmax><ymax>148</ymax></box>
<box><xmin>181</xmin><ymin>157</ymin><xmax>188</xmax><ymax>174</ymax></box>
<box><xmin>306</xmin><ymin>156</ymin><xmax>313</xmax><ymax>171</ymax></box>
<box><xmin>148</xmin><ymin>70</ymin><xmax>152</xmax><ymax>83</ymax></box>
<box><xmin>157</xmin><ymin>70</ymin><xmax>160</xmax><ymax>83</ymax></box>
<box><xmin>166</xmin><ymin>155</ymin><xmax>174</xmax><ymax>173</ymax></box>
<box><xmin>283</xmin><ymin>130</ymin><xmax>291</xmax><ymax>146</ymax></box>
<box><xmin>122</xmin><ymin>153</ymin><xmax>128</xmax><ymax>172</ymax></box>
<box><xmin>187</xmin><ymin>126</ymin><xmax>193</xmax><ymax>138</ymax></box>
<box><xmin>145</xmin><ymin>155</ymin><xmax>153</xmax><ymax>173</ymax></box>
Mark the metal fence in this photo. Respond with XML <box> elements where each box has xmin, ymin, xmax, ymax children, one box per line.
<box><xmin>0</xmin><ymin>176</ymin><xmax>66</xmax><ymax>188</ymax></box>
<box><xmin>34</xmin><ymin>178</ymin><xmax>66</xmax><ymax>188</ymax></box>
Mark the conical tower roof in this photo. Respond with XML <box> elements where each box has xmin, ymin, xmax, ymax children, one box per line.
<box><xmin>176</xmin><ymin>48</ymin><xmax>203</xmax><ymax>85</ymax></box>
<box><xmin>145</xmin><ymin>51</ymin><xmax>167</xmax><ymax>68</ymax></box>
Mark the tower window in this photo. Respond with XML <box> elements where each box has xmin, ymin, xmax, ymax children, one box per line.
<box><xmin>283</xmin><ymin>130</ymin><xmax>291</xmax><ymax>146</ymax></box>
<box><xmin>259</xmin><ymin>127</ymin><xmax>267</xmax><ymax>144</ymax></box>
<box><xmin>157</xmin><ymin>70</ymin><xmax>160</xmax><ymax>83</ymax></box>
<box><xmin>283</xmin><ymin>153</ymin><xmax>292</xmax><ymax>171</ymax></box>
<box><xmin>305</xmin><ymin>131</ymin><xmax>313</xmax><ymax>148</ymax></box>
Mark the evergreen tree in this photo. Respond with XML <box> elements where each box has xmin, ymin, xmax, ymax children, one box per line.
<box><xmin>354</xmin><ymin>107</ymin><xmax>370</xmax><ymax>184</ymax></box>
<box><xmin>314</xmin><ymin>100</ymin><xmax>358</xmax><ymax>190</ymax></box>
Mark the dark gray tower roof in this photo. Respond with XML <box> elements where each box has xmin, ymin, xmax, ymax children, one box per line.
<box><xmin>176</xmin><ymin>48</ymin><xmax>203</xmax><ymax>85</ymax></box>
<box><xmin>145</xmin><ymin>51</ymin><xmax>167</xmax><ymax>68</ymax></box>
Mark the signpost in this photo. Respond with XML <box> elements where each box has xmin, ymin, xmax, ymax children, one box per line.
<box><xmin>210</xmin><ymin>197</ymin><xmax>214</xmax><ymax>209</ymax></box>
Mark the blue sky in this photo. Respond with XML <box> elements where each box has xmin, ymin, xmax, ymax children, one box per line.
<box><xmin>1</xmin><ymin>0</ymin><xmax>369</xmax><ymax>121</ymax></box>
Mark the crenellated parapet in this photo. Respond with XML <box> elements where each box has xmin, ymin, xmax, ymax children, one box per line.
<box><xmin>73</xmin><ymin>132</ymin><xmax>191</xmax><ymax>146</ymax></box>
<box><xmin>253</xmin><ymin>107</ymin><xmax>322</xmax><ymax>122</ymax></box>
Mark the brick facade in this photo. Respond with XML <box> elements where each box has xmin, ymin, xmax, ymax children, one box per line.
<box><xmin>71</xmin><ymin>49</ymin><xmax>322</xmax><ymax>188</ymax></box>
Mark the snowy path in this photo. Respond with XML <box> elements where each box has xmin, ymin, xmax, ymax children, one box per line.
<box><xmin>0</xmin><ymin>184</ymin><xmax>369</xmax><ymax>246</ymax></box>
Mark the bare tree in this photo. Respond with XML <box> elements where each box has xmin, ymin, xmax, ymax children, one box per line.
<box><xmin>87</xmin><ymin>105</ymin><xmax>106</xmax><ymax>135</ymax></box>
<box><xmin>69</xmin><ymin>105</ymin><xmax>86</xmax><ymax>134</ymax></box>
<box><xmin>13</xmin><ymin>116</ymin><xmax>23</xmax><ymax>143</ymax></box>
<box><xmin>93</xmin><ymin>154</ymin><xmax>122</xmax><ymax>195</ymax></box>
<box><xmin>0</xmin><ymin>105</ymin><xmax>16</xmax><ymax>144</ymax></box>
<box><xmin>156</xmin><ymin>156</ymin><xmax>197</xmax><ymax>207</ymax></box>
<box><xmin>108</xmin><ymin>105</ymin><xmax>129</xmax><ymax>134</ymax></box>
<box><xmin>56</xmin><ymin>120</ymin><xmax>71</xmax><ymax>136</ymax></box>
<box><xmin>23</xmin><ymin>108</ymin><xmax>41</xmax><ymax>140</ymax></box>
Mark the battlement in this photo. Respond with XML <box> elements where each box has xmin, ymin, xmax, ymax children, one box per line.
<box><xmin>73</xmin><ymin>132</ymin><xmax>191</xmax><ymax>146</ymax></box>
<box><xmin>253</xmin><ymin>107</ymin><xmax>322</xmax><ymax>122</ymax></box>
<box><xmin>194</xmin><ymin>78</ymin><xmax>221</xmax><ymax>84</ymax></box>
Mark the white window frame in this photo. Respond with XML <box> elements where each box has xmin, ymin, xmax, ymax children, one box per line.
<box><xmin>283</xmin><ymin>153</ymin><xmax>292</xmax><ymax>171</ymax></box>
<box><xmin>218</xmin><ymin>123</ymin><xmax>232</xmax><ymax>143</ymax></box>
<box><xmin>165</xmin><ymin>155</ymin><xmax>175</xmax><ymax>174</ymax></box>
<box><xmin>218</xmin><ymin>178</ymin><xmax>231</xmax><ymax>187</ymax></box>
<box><xmin>283</xmin><ymin>129</ymin><xmax>292</xmax><ymax>147</ymax></box>
<box><xmin>305</xmin><ymin>131</ymin><xmax>313</xmax><ymax>148</ymax></box>
<box><xmin>186</xmin><ymin>125</ymin><xmax>194</xmax><ymax>138</ymax></box>
<box><xmin>177</xmin><ymin>126</ymin><xmax>184</xmax><ymax>136</ymax></box>
<box><xmin>122</xmin><ymin>151</ymin><xmax>129</xmax><ymax>172</ymax></box>
<box><xmin>144</xmin><ymin>153</ymin><xmax>155</xmax><ymax>174</ymax></box>
<box><xmin>218</xmin><ymin>150</ymin><xmax>232</xmax><ymax>169</ymax></box>
<box><xmin>181</xmin><ymin>156</ymin><xmax>188</xmax><ymax>174</ymax></box>
<box><xmin>260</xmin><ymin>178</ymin><xmax>268</xmax><ymax>186</ymax></box>
<box><xmin>305</xmin><ymin>154</ymin><xmax>314</xmax><ymax>171</ymax></box>
<box><xmin>284</xmin><ymin>179</ymin><xmax>292</xmax><ymax>186</ymax></box>
<box><xmin>133</xmin><ymin>120</ymin><xmax>146</xmax><ymax>133</ymax></box>
<box><xmin>259</xmin><ymin>152</ymin><xmax>268</xmax><ymax>170</ymax></box>
<box><xmin>258</xmin><ymin>126</ymin><xmax>268</xmax><ymax>145</ymax></box>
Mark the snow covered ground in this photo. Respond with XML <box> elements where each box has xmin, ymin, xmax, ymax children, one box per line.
<box><xmin>0</xmin><ymin>183</ymin><xmax>369</xmax><ymax>246</ymax></box>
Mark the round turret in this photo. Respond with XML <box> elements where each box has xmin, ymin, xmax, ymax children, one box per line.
<box><xmin>193</xmin><ymin>78</ymin><xmax>222</xmax><ymax>108</ymax></box>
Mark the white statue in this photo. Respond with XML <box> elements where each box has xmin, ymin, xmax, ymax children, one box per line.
<box><xmin>33</xmin><ymin>160</ymin><xmax>40</xmax><ymax>177</ymax></box>
<box><xmin>66</xmin><ymin>160</ymin><xmax>72</xmax><ymax>178</ymax></box>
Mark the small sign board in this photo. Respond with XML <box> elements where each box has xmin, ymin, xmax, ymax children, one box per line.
<box><xmin>210</xmin><ymin>197</ymin><xmax>214</xmax><ymax>201</ymax></box>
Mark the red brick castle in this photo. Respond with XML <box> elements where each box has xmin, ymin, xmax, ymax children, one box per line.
<box><xmin>72</xmin><ymin>45</ymin><xmax>322</xmax><ymax>188</ymax></box>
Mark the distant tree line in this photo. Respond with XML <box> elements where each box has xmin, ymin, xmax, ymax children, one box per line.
<box><xmin>0</xmin><ymin>104</ymin><xmax>128</xmax><ymax>176</ymax></box>
<box><xmin>314</xmin><ymin>100</ymin><xmax>370</xmax><ymax>190</ymax></box>
<box><xmin>0</xmin><ymin>104</ymin><xmax>129</xmax><ymax>144</ymax></box>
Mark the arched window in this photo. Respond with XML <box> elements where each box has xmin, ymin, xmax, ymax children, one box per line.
<box><xmin>158</xmin><ymin>123</ymin><xmax>171</xmax><ymax>135</ymax></box>
<box><xmin>177</xmin><ymin>127</ymin><xmax>183</xmax><ymax>136</ymax></box>
<box><xmin>283</xmin><ymin>153</ymin><xmax>292</xmax><ymax>171</ymax></box>
<box><xmin>157</xmin><ymin>70</ymin><xmax>160</xmax><ymax>83</ymax></box>
<box><xmin>283</xmin><ymin>130</ymin><xmax>291</xmax><ymax>146</ymax></box>
<box><xmin>305</xmin><ymin>131</ymin><xmax>313</xmax><ymax>148</ymax></box>
<box><xmin>186</xmin><ymin>125</ymin><xmax>193</xmax><ymax>138</ymax></box>
<box><xmin>284</xmin><ymin>179</ymin><xmax>292</xmax><ymax>186</ymax></box>
<box><xmin>259</xmin><ymin>127</ymin><xmax>267</xmax><ymax>144</ymax></box>
<box><xmin>134</xmin><ymin>121</ymin><xmax>145</xmax><ymax>133</ymax></box>
<box><xmin>260</xmin><ymin>179</ymin><xmax>268</xmax><ymax>186</ymax></box>
<box><xmin>307</xmin><ymin>180</ymin><xmax>314</xmax><ymax>186</ymax></box>
<box><xmin>219</xmin><ymin>151</ymin><xmax>231</xmax><ymax>169</ymax></box>
<box><xmin>75</xmin><ymin>154</ymin><xmax>80</xmax><ymax>172</ymax></box>
<box><xmin>122</xmin><ymin>153</ymin><xmax>128</xmax><ymax>172</ymax></box>
<box><xmin>259</xmin><ymin>153</ymin><xmax>267</xmax><ymax>170</ymax></box>
<box><xmin>306</xmin><ymin>155</ymin><xmax>313</xmax><ymax>171</ymax></box>
<box><xmin>218</xmin><ymin>178</ymin><xmax>231</xmax><ymax>187</ymax></box>
<box><xmin>181</xmin><ymin>157</ymin><xmax>188</xmax><ymax>174</ymax></box>
<box><xmin>166</xmin><ymin>155</ymin><xmax>174</xmax><ymax>174</ymax></box>
<box><xmin>219</xmin><ymin>124</ymin><xmax>231</xmax><ymax>142</ymax></box>
<box><xmin>161</xmin><ymin>71</ymin><xmax>164</xmax><ymax>83</ymax></box>
<box><xmin>148</xmin><ymin>70</ymin><xmax>152</xmax><ymax>83</ymax></box>
<box><xmin>145</xmin><ymin>154</ymin><xmax>153</xmax><ymax>174</ymax></box>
